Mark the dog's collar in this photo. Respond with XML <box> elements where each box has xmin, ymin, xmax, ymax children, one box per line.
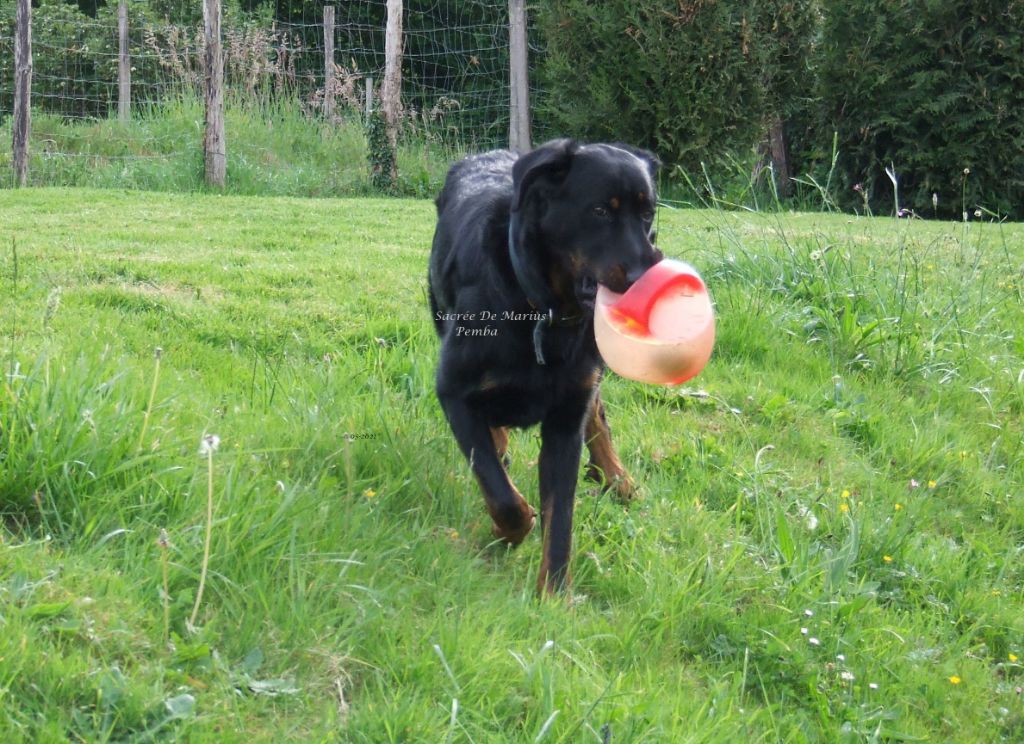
<box><xmin>508</xmin><ymin>220</ymin><xmax>584</xmax><ymax>365</ymax></box>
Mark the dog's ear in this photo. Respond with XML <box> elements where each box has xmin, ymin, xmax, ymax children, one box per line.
<box><xmin>511</xmin><ymin>139</ymin><xmax>579</xmax><ymax>212</ymax></box>
<box><xmin>610</xmin><ymin>143</ymin><xmax>661</xmax><ymax>181</ymax></box>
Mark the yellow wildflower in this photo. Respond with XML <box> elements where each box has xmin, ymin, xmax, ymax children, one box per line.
<box><xmin>948</xmin><ymin>676</ymin><xmax>962</xmax><ymax>685</ymax></box>
<box><xmin>883</xmin><ymin>555</ymin><xmax>893</xmax><ymax>563</ymax></box>
<box><xmin>363</xmin><ymin>488</ymin><xmax>377</xmax><ymax>499</ymax></box>
<box><xmin>839</xmin><ymin>503</ymin><xmax>850</xmax><ymax>513</ymax></box>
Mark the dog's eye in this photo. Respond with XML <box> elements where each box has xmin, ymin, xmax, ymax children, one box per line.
<box><xmin>592</xmin><ymin>205</ymin><xmax>611</xmax><ymax>219</ymax></box>
<box><xmin>642</xmin><ymin>209</ymin><xmax>656</xmax><ymax>223</ymax></box>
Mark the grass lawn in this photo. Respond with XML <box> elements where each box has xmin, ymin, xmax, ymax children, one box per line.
<box><xmin>1</xmin><ymin>188</ymin><xmax>1022</xmax><ymax>742</ymax></box>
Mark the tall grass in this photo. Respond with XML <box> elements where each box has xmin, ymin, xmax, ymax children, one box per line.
<box><xmin>0</xmin><ymin>93</ymin><xmax>457</xmax><ymax>197</ymax></box>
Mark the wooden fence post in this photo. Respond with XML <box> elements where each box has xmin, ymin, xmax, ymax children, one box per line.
<box><xmin>118</xmin><ymin>0</ymin><xmax>130</xmax><ymax>122</ymax></box>
<box><xmin>203</xmin><ymin>0</ymin><xmax>226</xmax><ymax>188</ymax></box>
<box><xmin>508</xmin><ymin>0</ymin><xmax>531</xmax><ymax>152</ymax></box>
<box><xmin>381</xmin><ymin>0</ymin><xmax>403</xmax><ymax>184</ymax></box>
<box><xmin>12</xmin><ymin>0</ymin><xmax>32</xmax><ymax>187</ymax></box>
<box><xmin>365</xmin><ymin>77</ymin><xmax>374</xmax><ymax>122</ymax></box>
<box><xmin>323</xmin><ymin>6</ymin><xmax>336</xmax><ymax>120</ymax></box>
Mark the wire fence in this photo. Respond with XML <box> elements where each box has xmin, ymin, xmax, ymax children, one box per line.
<box><xmin>0</xmin><ymin>0</ymin><xmax>545</xmax><ymax>190</ymax></box>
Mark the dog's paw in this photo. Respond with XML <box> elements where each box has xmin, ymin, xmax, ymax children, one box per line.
<box><xmin>492</xmin><ymin>504</ymin><xmax>536</xmax><ymax>546</ymax></box>
<box><xmin>585</xmin><ymin>465</ymin><xmax>637</xmax><ymax>501</ymax></box>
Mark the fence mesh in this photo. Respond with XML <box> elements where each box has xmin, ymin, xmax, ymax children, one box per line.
<box><xmin>0</xmin><ymin>0</ymin><xmax>545</xmax><ymax>190</ymax></box>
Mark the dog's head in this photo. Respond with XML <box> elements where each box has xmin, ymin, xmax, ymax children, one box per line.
<box><xmin>510</xmin><ymin>139</ymin><xmax>664</xmax><ymax>310</ymax></box>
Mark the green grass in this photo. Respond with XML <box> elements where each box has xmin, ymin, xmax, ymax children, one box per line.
<box><xmin>0</xmin><ymin>97</ymin><xmax>456</xmax><ymax>198</ymax></box>
<box><xmin>1</xmin><ymin>188</ymin><xmax>1023</xmax><ymax>742</ymax></box>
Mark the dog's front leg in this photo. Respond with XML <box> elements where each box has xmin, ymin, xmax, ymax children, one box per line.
<box><xmin>536</xmin><ymin>392</ymin><xmax>591</xmax><ymax>595</ymax></box>
<box><xmin>438</xmin><ymin>393</ymin><xmax>536</xmax><ymax>545</ymax></box>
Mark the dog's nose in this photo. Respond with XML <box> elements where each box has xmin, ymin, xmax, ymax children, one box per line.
<box><xmin>625</xmin><ymin>263</ymin><xmax>652</xmax><ymax>287</ymax></box>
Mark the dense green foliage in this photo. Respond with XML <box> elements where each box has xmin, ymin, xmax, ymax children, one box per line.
<box><xmin>536</xmin><ymin>1</ymin><xmax>766</xmax><ymax>174</ymax></box>
<box><xmin>536</xmin><ymin>0</ymin><xmax>1024</xmax><ymax>218</ymax></box>
<box><xmin>534</xmin><ymin>1</ymin><xmax>817</xmax><ymax>191</ymax></box>
<box><xmin>2</xmin><ymin>190</ymin><xmax>1023</xmax><ymax>740</ymax></box>
<box><xmin>809</xmin><ymin>0</ymin><xmax>1024</xmax><ymax>219</ymax></box>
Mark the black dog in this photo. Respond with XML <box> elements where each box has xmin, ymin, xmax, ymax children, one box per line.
<box><xmin>428</xmin><ymin>139</ymin><xmax>662</xmax><ymax>594</ymax></box>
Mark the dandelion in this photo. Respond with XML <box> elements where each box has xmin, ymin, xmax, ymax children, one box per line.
<box><xmin>839</xmin><ymin>502</ymin><xmax>850</xmax><ymax>513</ymax></box>
<box><xmin>1010</xmin><ymin>653</ymin><xmax>1019</xmax><ymax>663</ymax></box>
<box><xmin>895</xmin><ymin>503</ymin><xmax>903</xmax><ymax>511</ymax></box>
<box><xmin>927</xmin><ymin>480</ymin><xmax>937</xmax><ymax>489</ymax></box>
<box><xmin>841</xmin><ymin>489</ymin><xmax>851</xmax><ymax>499</ymax></box>
<box><xmin>446</xmin><ymin>528</ymin><xmax>459</xmax><ymax>541</ymax></box>
<box><xmin>190</xmin><ymin>433</ymin><xmax>221</xmax><ymax>629</ymax></box>
<box><xmin>959</xmin><ymin>451</ymin><xmax>969</xmax><ymax>460</ymax></box>
<box><xmin>883</xmin><ymin>555</ymin><xmax>893</xmax><ymax>563</ymax></box>
<box><xmin>199</xmin><ymin>433</ymin><xmax>220</xmax><ymax>457</ymax></box>
<box><xmin>363</xmin><ymin>488</ymin><xmax>377</xmax><ymax>499</ymax></box>
<box><xmin>949</xmin><ymin>675</ymin><xmax>962</xmax><ymax>685</ymax></box>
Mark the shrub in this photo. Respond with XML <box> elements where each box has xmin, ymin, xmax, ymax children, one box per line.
<box><xmin>807</xmin><ymin>0</ymin><xmax>1024</xmax><ymax>219</ymax></box>
<box><xmin>534</xmin><ymin>0</ymin><xmax>818</xmax><ymax>191</ymax></box>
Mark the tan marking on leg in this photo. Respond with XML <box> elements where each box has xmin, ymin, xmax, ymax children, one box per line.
<box><xmin>584</xmin><ymin>394</ymin><xmax>636</xmax><ymax>501</ymax></box>
<box><xmin>490</xmin><ymin>426</ymin><xmax>509</xmax><ymax>460</ymax></box>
